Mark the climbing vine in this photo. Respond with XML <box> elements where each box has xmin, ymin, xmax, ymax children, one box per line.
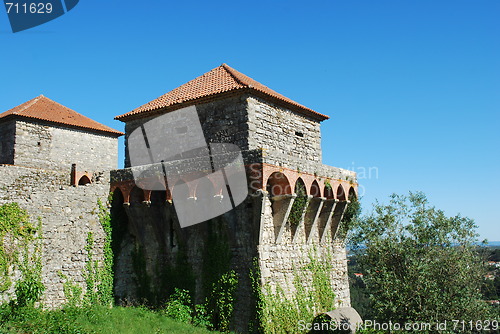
<box><xmin>202</xmin><ymin>219</ymin><xmax>238</xmax><ymax>332</ymax></box>
<box><xmin>288</xmin><ymin>181</ymin><xmax>308</xmax><ymax>227</ymax></box>
<box><xmin>251</xmin><ymin>249</ymin><xmax>337</xmax><ymax>334</ymax></box>
<box><xmin>79</xmin><ymin>199</ymin><xmax>114</xmax><ymax>307</ymax></box>
<box><xmin>337</xmin><ymin>192</ymin><xmax>361</xmax><ymax>240</ymax></box>
<box><xmin>0</xmin><ymin>203</ymin><xmax>44</xmax><ymax>306</ymax></box>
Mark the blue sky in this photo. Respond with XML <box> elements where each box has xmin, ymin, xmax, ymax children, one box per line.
<box><xmin>1</xmin><ymin>0</ymin><xmax>499</xmax><ymax>240</ymax></box>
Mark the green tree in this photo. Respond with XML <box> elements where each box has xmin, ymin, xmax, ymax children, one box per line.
<box><xmin>350</xmin><ymin>192</ymin><xmax>491</xmax><ymax>325</ymax></box>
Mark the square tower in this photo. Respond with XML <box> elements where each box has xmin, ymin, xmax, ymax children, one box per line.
<box><xmin>110</xmin><ymin>64</ymin><xmax>358</xmax><ymax>332</ymax></box>
<box><xmin>0</xmin><ymin>95</ymin><xmax>123</xmax><ymax>172</ymax></box>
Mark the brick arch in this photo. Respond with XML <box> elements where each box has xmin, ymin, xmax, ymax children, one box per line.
<box><xmin>293</xmin><ymin>177</ymin><xmax>307</xmax><ymax>195</ymax></box>
<box><xmin>111</xmin><ymin>187</ymin><xmax>124</xmax><ymax>203</ymax></box>
<box><xmin>130</xmin><ymin>186</ymin><xmax>145</xmax><ymax>203</ymax></box>
<box><xmin>266</xmin><ymin>171</ymin><xmax>292</xmax><ymax>196</ymax></box>
<box><xmin>150</xmin><ymin>182</ymin><xmax>168</xmax><ymax>204</ymax></box>
<box><xmin>336</xmin><ymin>184</ymin><xmax>346</xmax><ymax>201</ymax></box>
<box><xmin>171</xmin><ymin>179</ymin><xmax>191</xmax><ymax>200</ymax></box>
<box><xmin>348</xmin><ymin>186</ymin><xmax>357</xmax><ymax>200</ymax></box>
<box><xmin>324</xmin><ymin>182</ymin><xmax>334</xmax><ymax>199</ymax></box>
<box><xmin>78</xmin><ymin>174</ymin><xmax>91</xmax><ymax>185</ymax></box>
<box><xmin>194</xmin><ymin>176</ymin><xmax>216</xmax><ymax>199</ymax></box>
<box><xmin>310</xmin><ymin>180</ymin><xmax>321</xmax><ymax>197</ymax></box>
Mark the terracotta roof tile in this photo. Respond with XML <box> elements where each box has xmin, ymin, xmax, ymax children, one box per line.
<box><xmin>0</xmin><ymin>95</ymin><xmax>123</xmax><ymax>137</ymax></box>
<box><xmin>115</xmin><ymin>64</ymin><xmax>329</xmax><ymax>121</ymax></box>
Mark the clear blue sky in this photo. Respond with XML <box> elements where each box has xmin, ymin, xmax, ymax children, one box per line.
<box><xmin>1</xmin><ymin>0</ymin><xmax>498</xmax><ymax>240</ymax></box>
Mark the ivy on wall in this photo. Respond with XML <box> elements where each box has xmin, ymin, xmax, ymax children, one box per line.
<box><xmin>288</xmin><ymin>181</ymin><xmax>308</xmax><ymax>228</ymax></box>
<box><xmin>250</xmin><ymin>249</ymin><xmax>337</xmax><ymax>334</ymax></box>
<box><xmin>0</xmin><ymin>203</ymin><xmax>44</xmax><ymax>307</ymax></box>
<box><xmin>83</xmin><ymin>199</ymin><xmax>114</xmax><ymax>306</ymax></box>
<box><xmin>60</xmin><ymin>198</ymin><xmax>114</xmax><ymax>307</ymax></box>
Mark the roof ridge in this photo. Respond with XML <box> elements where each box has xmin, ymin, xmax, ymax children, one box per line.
<box><xmin>221</xmin><ymin>63</ymin><xmax>249</xmax><ymax>88</ymax></box>
<box><xmin>15</xmin><ymin>95</ymin><xmax>42</xmax><ymax>115</ymax></box>
<box><xmin>0</xmin><ymin>95</ymin><xmax>123</xmax><ymax>136</ymax></box>
<box><xmin>115</xmin><ymin>64</ymin><xmax>329</xmax><ymax>121</ymax></box>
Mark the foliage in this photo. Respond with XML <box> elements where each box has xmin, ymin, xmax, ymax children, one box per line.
<box><xmin>80</xmin><ymin>199</ymin><xmax>114</xmax><ymax>307</ymax></box>
<box><xmin>14</xmin><ymin>220</ymin><xmax>44</xmax><ymax>307</ymax></box>
<box><xmin>337</xmin><ymin>192</ymin><xmax>361</xmax><ymax>240</ymax></box>
<box><xmin>0</xmin><ymin>304</ymin><xmax>217</xmax><ymax>334</ymax></box>
<box><xmin>97</xmin><ymin>198</ymin><xmax>114</xmax><ymax>306</ymax></box>
<box><xmin>205</xmin><ymin>270</ymin><xmax>238</xmax><ymax>332</ymax></box>
<box><xmin>0</xmin><ymin>203</ymin><xmax>34</xmax><ymax>292</ymax></box>
<box><xmin>201</xmin><ymin>219</ymin><xmax>237</xmax><ymax>332</ymax></box>
<box><xmin>288</xmin><ymin>180</ymin><xmax>308</xmax><ymax>227</ymax></box>
<box><xmin>0</xmin><ymin>203</ymin><xmax>44</xmax><ymax>307</ymax></box>
<box><xmin>57</xmin><ymin>272</ymin><xmax>83</xmax><ymax>308</ymax></box>
<box><xmin>254</xmin><ymin>251</ymin><xmax>337</xmax><ymax>334</ymax></box>
<box><xmin>350</xmin><ymin>192</ymin><xmax>492</xmax><ymax>325</ymax></box>
<box><xmin>324</xmin><ymin>179</ymin><xmax>332</xmax><ymax>191</ymax></box>
<box><xmin>163</xmin><ymin>288</ymin><xmax>193</xmax><ymax>323</ymax></box>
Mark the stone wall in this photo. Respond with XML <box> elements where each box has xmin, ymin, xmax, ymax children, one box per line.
<box><xmin>258</xmin><ymin>193</ymin><xmax>351</xmax><ymax>308</ymax></box>
<box><xmin>0</xmin><ymin>120</ymin><xmax>16</xmax><ymax>165</ymax></box>
<box><xmin>247</xmin><ymin>96</ymin><xmax>322</xmax><ymax>164</ymax></box>
<box><xmin>0</xmin><ymin>164</ymin><xmax>109</xmax><ymax>308</ymax></box>
<box><xmin>123</xmin><ymin>94</ymin><xmax>324</xmax><ymax>170</ymax></box>
<box><xmin>110</xmin><ymin>184</ymin><xmax>260</xmax><ymax>332</ymax></box>
<box><xmin>123</xmin><ymin>95</ymin><xmax>250</xmax><ymax>168</ymax></box>
<box><xmin>12</xmin><ymin>120</ymin><xmax>118</xmax><ymax>172</ymax></box>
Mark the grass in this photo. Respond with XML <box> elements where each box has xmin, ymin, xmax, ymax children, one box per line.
<box><xmin>0</xmin><ymin>305</ymin><xmax>216</xmax><ymax>334</ymax></box>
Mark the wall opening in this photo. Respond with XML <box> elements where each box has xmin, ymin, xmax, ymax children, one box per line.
<box><xmin>130</xmin><ymin>186</ymin><xmax>145</xmax><ymax>204</ymax></box>
<box><xmin>266</xmin><ymin>172</ymin><xmax>292</xmax><ymax>196</ymax></box>
<box><xmin>310</xmin><ymin>180</ymin><xmax>321</xmax><ymax>197</ymax></box>
<box><xmin>78</xmin><ymin>175</ymin><xmax>91</xmax><ymax>185</ymax></box>
<box><xmin>336</xmin><ymin>185</ymin><xmax>346</xmax><ymax>201</ymax></box>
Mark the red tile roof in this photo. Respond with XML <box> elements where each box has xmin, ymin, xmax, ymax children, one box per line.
<box><xmin>115</xmin><ymin>64</ymin><xmax>329</xmax><ymax>121</ymax></box>
<box><xmin>0</xmin><ymin>95</ymin><xmax>123</xmax><ymax>137</ymax></box>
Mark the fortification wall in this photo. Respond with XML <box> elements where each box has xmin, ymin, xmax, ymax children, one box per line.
<box><xmin>13</xmin><ymin>120</ymin><xmax>118</xmax><ymax>172</ymax></box>
<box><xmin>258</xmin><ymin>194</ymin><xmax>351</xmax><ymax>308</ymax></box>
<box><xmin>0</xmin><ymin>164</ymin><xmax>109</xmax><ymax>308</ymax></box>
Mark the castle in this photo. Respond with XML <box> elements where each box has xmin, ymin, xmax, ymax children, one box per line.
<box><xmin>0</xmin><ymin>64</ymin><xmax>357</xmax><ymax>331</ymax></box>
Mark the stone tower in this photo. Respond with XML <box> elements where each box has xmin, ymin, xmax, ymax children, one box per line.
<box><xmin>110</xmin><ymin>64</ymin><xmax>357</xmax><ymax>331</ymax></box>
<box><xmin>0</xmin><ymin>95</ymin><xmax>122</xmax><ymax>173</ymax></box>
<box><xmin>0</xmin><ymin>96</ymin><xmax>123</xmax><ymax>307</ymax></box>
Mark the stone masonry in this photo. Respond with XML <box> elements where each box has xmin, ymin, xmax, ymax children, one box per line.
<box><xmin>0</xmin><ymin>95</ymin><xmax>122</xmax><ymax>307</ymax></box>
<box><xmin>0</xmin><ymin>165</ymin><xmax>110</xmax><ymax>307</ymax></box>
<box><xmin>0</xmin><ymin>65</ymin><xmax>357</xmax><ymax>332</ymax></box>
<box><xmin>111</xmin><ymin>64</ymin><xmax>358</xmax><ymax>332</ymax></box>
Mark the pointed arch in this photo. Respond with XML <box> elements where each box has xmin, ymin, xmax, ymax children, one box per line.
<box><xmin>78</xmin><ymin>175</ymin><xmax>91</xmax><ymax>185</ymax></box>
<box><xmin>294</xmin><ymin>177</ymin><xmax>307</xmax><ymax>196</ymax></box>
<box><xmin>348</xmin><ymin>186</ymin><xmax>357</xmax><ymax>200</ymax></box>
<box><xmin>266</xmin><ymin>172</ymin><xmax>292</xmax><ymax>196</ymax></box>
<box><xmin>324</xmin><ymin>182</ymin><xmax>334</xmax><ymax>199</ymax></box>
<box><xmin>336</xmin><ymin>184</ymin><xmax>346</xmax><ymax>201</ymax></box>
<box><xmin>130</xmin><ymin>186</ymin><xmax>145</xmax><ymax>203</ymax></box>
<box><xmin>310</xmin><ymin>180</ymin><xmax>321</xmax><ymax>197</ymax></box>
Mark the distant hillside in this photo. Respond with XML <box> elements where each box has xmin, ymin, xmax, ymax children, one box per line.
<box><xmin>486</xmin><ymin>241</ymin><xmax>500</xmax><ymax>247</ymax></box>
